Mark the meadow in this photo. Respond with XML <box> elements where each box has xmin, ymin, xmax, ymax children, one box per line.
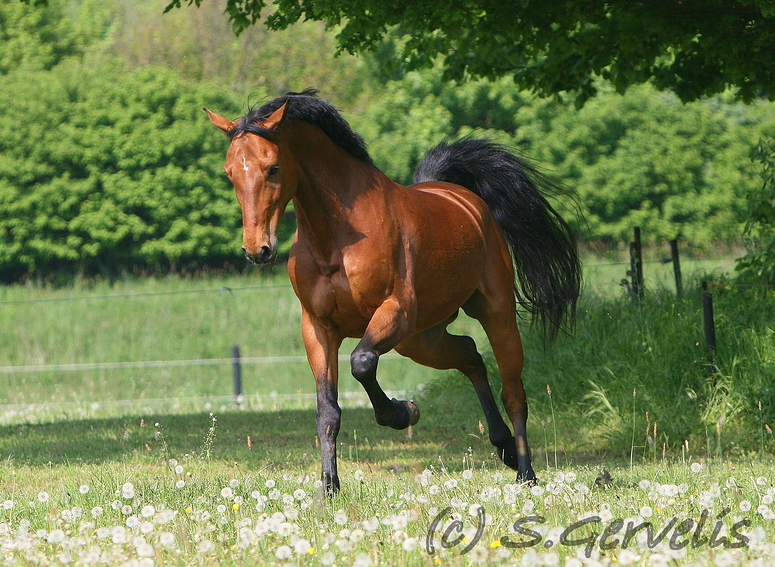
<box><xmin>2</xmin><ymin>252</ymin><xmax>775</xmax><ymax>565</ymax></box>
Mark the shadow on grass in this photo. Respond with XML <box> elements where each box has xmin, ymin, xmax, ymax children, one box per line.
<box><xmin>0</xmin><ymin>407</ymin><xmax>490</xmax><ymax>474</ymax></box>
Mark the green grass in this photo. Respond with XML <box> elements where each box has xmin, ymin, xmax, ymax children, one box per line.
<box><xmin>2</xmin><ymin>257</ymin><xmax>775</xmax><ymax>564</ymax></box>
<box><xmin>0</xmin><ymin>408</ymin><xmax>774</xmax><ymax>565</ymax></box>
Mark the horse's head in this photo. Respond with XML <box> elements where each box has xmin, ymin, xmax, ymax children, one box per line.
<box><xmin>205</xmin><ymin>104</ymin><xmax>296</xmax><ymax>265</ymax></box>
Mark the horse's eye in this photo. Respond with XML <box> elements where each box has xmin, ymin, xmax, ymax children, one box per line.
<box><xmin>267</xmin><ymin>165</ymin><xmax>280</xmax><ymax>176</ymax></box>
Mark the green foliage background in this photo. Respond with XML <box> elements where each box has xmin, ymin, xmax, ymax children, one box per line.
<box><xmin>2</xmin><ymin>0</ymin><xmax>775</xmax><ymax>281</ymax></box>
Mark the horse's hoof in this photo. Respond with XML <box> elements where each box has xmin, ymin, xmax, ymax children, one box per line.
<box><xmin>497</xmin><ymin>440</ymin><xmax>520</xmax><ymax>471</ymax></box>
<box><xmin>517</xmin><ymin>467</ymin><xmax>537</xmax><ymax>484</ymax></box>
<box><xmin>405</xmin><ymin>400</ymin><xmax>420</xmax><ymax>426</ymax></box>
<box><xmin>385</xmin><ymin>398</ymin><xmax>420</xmax><ymax>430</ymax></box>
<box><xmin>321</xmin><ymin>472</ymin><xmax>340</xmax><ymax>498</ymax></box>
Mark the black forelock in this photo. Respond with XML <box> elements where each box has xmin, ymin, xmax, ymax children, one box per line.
<box><xmin>227</xmin><ymin>89</ymin><xmax>372</xmax><ymax>164</ymax></box>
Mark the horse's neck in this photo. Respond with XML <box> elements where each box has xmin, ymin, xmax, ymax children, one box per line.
<box><xmin>288</xmin><ymin>126</ymin><xmax>387</xmax><ymax>261</ymax></box>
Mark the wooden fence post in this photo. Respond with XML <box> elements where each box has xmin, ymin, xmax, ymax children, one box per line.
<box><xmin>629</xmin><ymin>226</ymin><xmax>644</xmax><ymax>298</ymax></box>
<box><xmin>232</xmin><ymin>345</ymin><xmax>243</xmax><ymax>406</ymax></box>
<box><xmin>669</xmin><ymin>239</ymin><xmax>683</xmax><ymax>296</ymax></box>
<box><xmin>701</xmin><ymin>282</ymin><xmax>717</xmax><ymax>375</ymax></box>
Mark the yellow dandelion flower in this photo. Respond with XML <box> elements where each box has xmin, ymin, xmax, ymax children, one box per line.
<box><xmin>490</xmin><ymin>540</ymin><xmax>501</xmax><ymax>548</ymax></box>
<box><xmin>232</xmin><ymin>503</ymin><xmax>240</xmax><ymax>510</ymax></box>
<box><xmin>185</xmin><ymin>506</ymin><xmax>193</xmax><ymax>513</ymax></box>
<box><xmin>308</xmin><ymin>548</ymin><xmax>316</xmax><ymax>554</ymax></box>
<box><xmin>434</xmin><ymin>559</ymin><xmax>441</xmax><ymax>565</ymax></box>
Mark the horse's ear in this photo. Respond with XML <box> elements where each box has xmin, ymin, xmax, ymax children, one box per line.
<box><xmin>262</xmin><ymin>102</ymin><xmax>287</xmax><ymax>130</ymax></box>
<box><xmin>204</xmin><ymin>108</ymin><xmax>236</xmax><ymax>134</ymax></box>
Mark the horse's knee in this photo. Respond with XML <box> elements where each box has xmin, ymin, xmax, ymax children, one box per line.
<box><xmin>351</xmin><ymin>349</ymin><xmax>378</xmax><ymax>383</ymax></box>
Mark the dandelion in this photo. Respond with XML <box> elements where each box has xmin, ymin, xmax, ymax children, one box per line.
<box><xmin>320</xmin><ymin>551</ymin><xmax>336</xmax><ymax>566</ymax></box>
<box><xmin>159</xmin><ymin>532</ymin><xmax>176</xmax><ymax>548</ymax></box>
<box><xmin>265</xmin><ymin>479</ymin><xmax>276</xmax><ymax>489</ymax></box>
<box><xmin>275</xmin><ymin>545</ymin><xmax>292</xmax><ymax>560</ymax></box>
<box><xmin>174</xmin><ymin>465</ymin><xmax>184</xmax><ymax>474</ymax></box>
<box><xmin>714</xmin><ymin>550</ymin><xmax>735</xmax><ymax>567</ymax></box>
<box><xmin>444</xmin><ymin>479</ymin><xmax>458</xmax><ymax>490</ymax></box>
<box><xmin>402</xmin><ymin>537</ymin><xmax>418</xmax><ymax>552</ymax></box>
<box><xmin>176</xmin><ymin>480</ymin><xmax>185</xmax><ymax>489</ymax></box>
<box><xmin>763</xmin><ymin>494</ymin><xmax>774</xmax><ymax>505</ymax></box>
<box><xmin>334</xmin><ymin>509</ymin><xmax>348</xmax><ymax>525</ymax></box>
<box><xmin>2</xmin><ymin>500</ymin><xmax>13</xmax><ymax>510</ymax></box>
<box><xmin>740</xmin><ymin>500</ymin><xmax>752</xmax><ymax>512</ymax></box>
<box><xmin>691</xmin><ymin>462</ymin><xmax>702</xmax><ymax>473</ymax></box>
<box><xmin>462</xmin><ymin>469</ymin><xmax>473</xmax><ymax>480</ymax></box>
<box><xmin>112</xmin><ymin>526</ymin><xmax>127</xmax><ymax>544</ymax></box>
<box><xmin>220</xmin><ymin>487</ymin><xmax>233</xmax><ymax>499</ymax></box>
<box><xmin>294</xmin><ymin>539</ymin><xmax>311</xmax><ymax>554</ymax></box>
<box><xmin>354</xmin><ymin>469</ymin><xmax>365</xmax><ymax>482</ymax></box>
<box><xmin>354</xmin><ymin>553</ymin><xmax>372</xmax><ymax>567</ymax></box>
<box><xmin>37</xmin><ymin>491</ymin><xmax>50</xmax><ymax>503</ymax></box>
<box><xmin>47</xmin><ymin>529</ymin><xmax>66</xmax><ymax>544</ymax></box>
<box><xmin>531</xmin><ymin>485</ymin><xmax>545</xmax><ymax>496</ymax></box>
<box><xmin>140</xmin><ymin>522</ymin><xmax>153</xmax><ymax>534</ymax></box>
<box><xmin>137</xmin><ymin>543</ymin><xmax>154</xmax><ymax>557</ymax></box>
<box><xmin>638</xmin><ymin>479</ymin><xmax>651</xmax><ymax>490</ymax></box>
<box><xmin>362</xmin><ymin>517</ymin><xmax>379</xmax><ymax>532</ymax></box>
<box><xmin>467</xmin><ymin>545</ymin><xmax>488</xmax><ymax>563</ymax></box>
<box><xmin>79</xmin><ymin>485</ymin><xmax>90</xmax><ymax>494</ymax></box>
<box><xmin>757</xmin><ymin>476</ymin><xmax>768</xmax><ymax>486</ymax></box>
<box><xmin>640</xmin><ymin>505</ymin><xmax>653</xmax><ymax>518</ymax></box>
<box><xmin>140</xmin><ymin>505</ymin><xmax>155</xmax><ymax>518</ymax></box>
<box><xmin>197</xmin><ymin>539</ymin><xmax>215</xmax><ymax>553</ymax></box>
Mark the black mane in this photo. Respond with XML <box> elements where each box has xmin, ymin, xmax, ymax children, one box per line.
<box><xmin>228</xmin><ymin>89</ymin><xmax>372</xmax><ymax>164</ymax></box>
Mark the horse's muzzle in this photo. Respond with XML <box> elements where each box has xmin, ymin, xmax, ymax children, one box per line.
<box><xmin>243</xmin><ymin>245</ymin><xmax>277</xmax><ymax>265</ymax></box>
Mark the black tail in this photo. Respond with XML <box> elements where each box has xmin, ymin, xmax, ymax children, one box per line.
<box><xmin>414</xmin><ymin>138</ymin><xmax>581</xmax><ymax>340</ymax></box>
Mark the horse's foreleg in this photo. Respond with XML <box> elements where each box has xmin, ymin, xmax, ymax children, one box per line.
<box><xmin>351</xmin><ymin>298</ymin><xmax>420</xmax><ymax>430</ymax></box>
<box><xmin>301</xmin><ymin>310</ymin><xmax>343</xmax><ymax>496</ymax></box>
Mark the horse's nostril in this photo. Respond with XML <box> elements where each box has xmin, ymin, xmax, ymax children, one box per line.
<box><xmin>259</xmin><ymin>246</ymin><xmax>274</xmax><ymax>263</ymax></box>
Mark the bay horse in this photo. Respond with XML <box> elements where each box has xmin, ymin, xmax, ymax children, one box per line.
<box><xmin>205</xmin><ymin>90</ymin><xmax>580</xmax><ymax>495</ymax></box>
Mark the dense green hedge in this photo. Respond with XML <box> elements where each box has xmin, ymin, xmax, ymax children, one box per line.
<box><xmin>0</xmin><ymin>63</ymin><xmax>246</xmax><ymax>281</ymax></box>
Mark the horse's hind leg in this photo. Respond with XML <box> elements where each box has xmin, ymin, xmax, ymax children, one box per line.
<box><xmin>395</xmin><ymin>317</ymin><xmax>517</xmax><ymax>464</ymax></box>
<box><xmin>350</xmin><ymin>297</ymin><xmax>420</xmax><ymax>430</ymax></box>
<box><xmin>464</xmin><ymin>290</ymin><xmax>537</xmax><ymax>482</ymax></box>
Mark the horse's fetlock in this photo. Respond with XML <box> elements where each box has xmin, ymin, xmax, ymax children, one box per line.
<box><xmin>350</xmin><ymin>349</ymin><xmax>378</xmax><ymax>382</ymax></box>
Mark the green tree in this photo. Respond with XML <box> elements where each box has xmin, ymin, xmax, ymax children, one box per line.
<box><xmin>521</xmin><ymin>85</ymin><xmax>775</xmax><ymax>246</ymax></box>
<box><xmin>1</xmin><ymin>0</ymin><xmax>82</xmax><ymax>73</ymax></box>
<box><xmin>737</xmin><ymin>139</ymin><xmax>775</xmax><ymax>282</ymax></box>
<box><xmin>0</xmin><ymin>62</ymin><xmax>245</xmax><ymax>281</ymax></box>
<box><xmin>161</xmin><ymin>0</ymin><xmax>775</xmax><ymax>104</ymax></box>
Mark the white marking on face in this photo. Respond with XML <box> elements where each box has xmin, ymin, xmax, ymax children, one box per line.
<box><xmin>242</xmin><ymin>156</ymin><xmax>250</xmax><ymax>173</ymax></box>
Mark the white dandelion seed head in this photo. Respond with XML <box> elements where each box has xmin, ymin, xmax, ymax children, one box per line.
<box><xmin>47</xmin><ymin>529</ymin><xmax>66</xmax><ymax>544</ymax></box>
<box><xmin>140</xmin><ymin>521</ymin><xmax>153</xmax><ymax>534</ymax></box>
<box><xmin>37</xmin><ymin>491</ymin><xmax>50</xmax><ymax>503</ymax></box>
<box><xmin>690</xmin><ymin>462</ymin><xmax>702</xmax><ymax>473</ymax></box>
<box><xmin>197</xmin><ymin>539</ymin><xmax>215</xmax><ymax>553</ymax></box>
<box><xmin>294</xmin><ymin>538</ymin><xmax>311</xmax><ymax>554</ymax></box>
<box><xmin>275</xmin><ymin>544</ymin><xmax>292</xmax><ymax>559</ymax></box>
